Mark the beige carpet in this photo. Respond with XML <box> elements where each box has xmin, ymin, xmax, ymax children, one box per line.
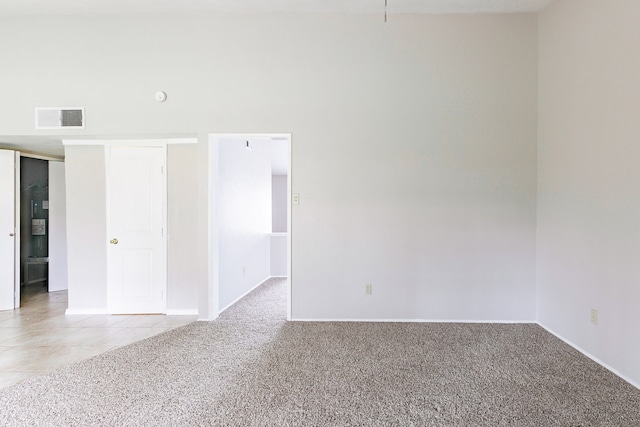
<box><xmin>0</xmin><ymin>278</ymin><xmax>638</xmax><ymax>426</ymax></box>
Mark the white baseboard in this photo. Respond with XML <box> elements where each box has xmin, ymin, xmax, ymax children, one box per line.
<box><xmin>65</xmin><ymin>308</ymin><xmax>109</xmax><ymax>315</ymax></box>
<box><xmin>537</xmin><ymin>322</ymin><xmax>640</xmax><ymax>390</ymax></box>
<box><xmin>65</xmin><ymin>308</ymin><xmax>199</xmax><ymax>316</ymax></box>
<box><xmin>166</xmin><ymin>309</ymin><xmax>199</xmax><ymax>316</ymax></box>
<box><xmin>289</xmin><ymin>318</ymin><xmax>536</xmax><ymax>323</ymax></box>
<box><xmin>218</xmin><ymin>276</ymin><xmax>271</xmax><ymax>315</ymax></box>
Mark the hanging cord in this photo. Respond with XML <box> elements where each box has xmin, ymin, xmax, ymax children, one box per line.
<box><xmin>385</xmin><ymin>0</ymin><xmax>388</xmax><ymax>22</ymax></box>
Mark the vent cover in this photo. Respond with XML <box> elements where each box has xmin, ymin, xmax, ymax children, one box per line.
<box><xmin>35</xmin><ymin>107</ymin><xmax>84</xmax><ymax>129</ymax></box>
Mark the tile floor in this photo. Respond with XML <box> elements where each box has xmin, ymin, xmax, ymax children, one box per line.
<box><xmin>0</xmin><ymin>285</ymin><xmax>197</xmax><ymax>389</ymax></box>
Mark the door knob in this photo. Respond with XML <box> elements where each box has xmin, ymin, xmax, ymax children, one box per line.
<box><xmin>110</xmin><ymin>238</ymin><xmax>119</xmax><ymax>244</ymax></box>
<box><xmin>9</xmin><ymin>233</ymin><xmax>14</xmax><ymax>237</ymax></box>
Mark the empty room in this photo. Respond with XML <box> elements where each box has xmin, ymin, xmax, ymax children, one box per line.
<box><xmin>0</xmin><ymin>0</ymin><xmax>639</xmax><ymax>425</ymax></box>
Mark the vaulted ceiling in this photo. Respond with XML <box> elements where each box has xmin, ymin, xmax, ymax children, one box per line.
<box><xmin>0</xmin><ymin>0</ymin><xmax>555</xmax><ymax>16</ymax></box>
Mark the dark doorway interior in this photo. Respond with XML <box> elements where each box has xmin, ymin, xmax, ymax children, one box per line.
<box><xmin>20</xmin><ymin>157</ymin><xmax>49</xmax><ymax>301</ymax></box>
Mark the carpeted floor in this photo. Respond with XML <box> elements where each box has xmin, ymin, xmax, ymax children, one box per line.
<box><xmin>0</xmin><ymin>277</ymin><xmax>638</xmax><ymax>426</ymax></box>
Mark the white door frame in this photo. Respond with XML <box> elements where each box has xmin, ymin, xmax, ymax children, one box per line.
<box><xmin>13</xmin><ymin>152</ymin><xmax>20</xmax><ymax>308</ymax></box>
<box><xmin>208</xmin><ymin>133</ymin><xmax>292</xmax><ymax>320</ymax></box>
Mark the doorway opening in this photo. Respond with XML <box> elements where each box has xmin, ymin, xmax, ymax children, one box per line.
<box><xmin>20</xmin><ymin>157</ymin><xmax>49</xmax><ymax>303</ymax></box>
<box><xmin>18</xmin><ymin>156</ymin><xmax>68</xmax><ymax>310</ymax></box>
<box><xmin>209</xmin><ymin>134</ymin><xmax>292</xmax><ymax>320</ymax></box>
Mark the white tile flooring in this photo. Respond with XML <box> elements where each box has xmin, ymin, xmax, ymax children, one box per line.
<box><xmin>0</xmin><ymin>285</ymin><xmax>197</xmax><ymax>389</ymax></box>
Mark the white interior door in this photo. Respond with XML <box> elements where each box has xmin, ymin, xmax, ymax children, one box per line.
<box><xmin>107</xmin><ymin>146</ymin><xmax>166</xmax><ymax>314</ymax></box>
<box><xmin>0</xmin><ymin>149</ymin><xmax>19</xmax><ymax>311</ymax></box>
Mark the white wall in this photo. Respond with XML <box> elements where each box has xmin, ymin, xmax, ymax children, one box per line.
<box><xmin>167</xmin><ymin>144</ymin><xmax>199</xmax><ymax>313</ymax></box>
<box><xmin>271</xmin><ymin>175</ymin><xmax>288</xmax><ymax>277</ymax></box>
<box><xmin>0</xmin><ymin>13</ymin><xmax>538</xmax><ymax>321</ymax></box>
<box><xmin>270</xmin><ymin>236</ymin><xmax>287</xmax><ymax>277</ymax></box>
<box><xmin>218</xmin><ymin>139</ymin><xmax>272</xmax><ymax>311</ymax></box>
<box><xmin>272</xmin><ymin>175</ymin><xmax>287</xmax><ymax>233</ymax></box>
<box><xmin>48</xmin><ymin>161</ymin><xmax>68</xmax><ymax>292</ymax></box>
<box><xmin>538</xmin><ymin>0</ymin><xmax>640</xmax><ymax>387</ymax></box>
<box><xmin>288</xmin><ymin>16</ymin><xmax>538</xmax><ymax>321</ymax></box>
<box><xmin>64</xmin><ymin>146</ymin><xmax>107</xmax><ymax>312</ymax></box>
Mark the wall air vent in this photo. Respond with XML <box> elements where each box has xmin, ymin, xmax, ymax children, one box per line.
<box><xmin>35</xmin><ymin>107</ymin><xmax>85</xmax><ymax>129</ymax></box>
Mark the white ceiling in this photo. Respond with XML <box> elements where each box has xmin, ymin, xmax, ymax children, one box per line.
<box><xmin>0</xmin><ymin>0</ymin><xmax>556</xmax><ymax>16</ymax></box>
<box><xmin>0</xmin><ymin>136</ymin><xmax>65</xmax><ymax>159</ymax></box>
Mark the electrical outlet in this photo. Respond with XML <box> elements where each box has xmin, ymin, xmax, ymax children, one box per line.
<box><xmin>365</xmin><ymin>283</ymin><xmax>372</xmax><ymax>295</ymax></box>
<box><xmin>591</xmin><ymin>309</ymin><xmax>598</xmax><ymax>326</ymax></box>
<box><xmin>292</xmin><ymin>193</ymin><xmax>300</xmax><ymax>205</ymax></box>
<box><xmin>242</xmin><ymin>266</ymin><xmax>246</xmax><ymax>275</ymax></box>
